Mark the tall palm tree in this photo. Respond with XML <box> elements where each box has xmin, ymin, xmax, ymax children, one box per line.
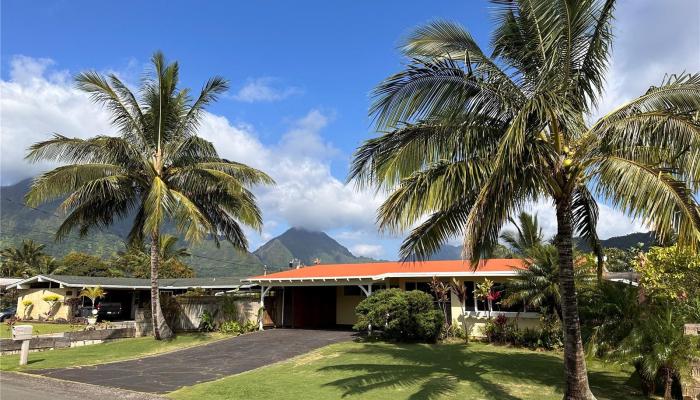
<box><xmin>25</xmin><ymin>52</ymin><xmax>274</xmax><ymax>339</ymax></box>
<box><xmin>500</xmin><ymin>211</ymin><xmax>544</xmax><ymax>256</ymax></box>
<box><xmin>349</xmin><ymin>1</ymin><xmax>700</xmax><ymax>398</ymax></box>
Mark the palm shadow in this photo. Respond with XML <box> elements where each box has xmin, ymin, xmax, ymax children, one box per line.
<box><xmin>319</xmin><ymin>343</ymin><xmax>640</xmax><ymax>399</ymax></box>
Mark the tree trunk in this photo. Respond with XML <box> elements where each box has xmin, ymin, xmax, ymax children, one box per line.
<box><xmin>663</xmin><ymin>369</ymin><xmax>672</xmax><ymax>400</ymax></box>
<box><xmin>150</xmin><ymin>231</ymin><xmax>172</xmax><ymax>340</ymax></box>
<box><xmin>555</xmin><ymin>196</ymin><xmax>596</xmax><ymax>400</ymax></box>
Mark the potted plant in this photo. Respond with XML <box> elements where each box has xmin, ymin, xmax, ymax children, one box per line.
<box><xmin>79</xmin><ymin>286</ymin><xmax>105</xmax><ymax>326</ymax></box>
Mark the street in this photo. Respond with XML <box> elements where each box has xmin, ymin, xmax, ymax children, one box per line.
<box><xmin>0</xmin><ymin>372</ymin><xmax>165</xmax><ymax>400</ymax></box>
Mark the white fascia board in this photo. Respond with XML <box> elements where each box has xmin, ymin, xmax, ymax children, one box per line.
<box><xmin>243</xmin><ymin>271</ymin><xmax>518</xmax><ymax>285</ymax></box>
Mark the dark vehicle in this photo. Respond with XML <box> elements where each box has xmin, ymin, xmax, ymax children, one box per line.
<box><xmin>96</xmin><ymin>302</ymin><xmax>122</xmax><ymax>320</ymax></box>
<box><xmin>0</xmin><ymin>307</ymin><xmax>16</xmax><ymax>321</ymax></box>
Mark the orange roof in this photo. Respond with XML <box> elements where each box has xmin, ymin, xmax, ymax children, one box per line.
<box><xmin>244</xmin><ymin>259</ymin><xmax>525</xmax><ymax>283</ymax></box>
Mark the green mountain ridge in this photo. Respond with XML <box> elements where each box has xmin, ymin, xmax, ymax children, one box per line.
<box><xmin>1</xmin><ymin>178</ymin><xmax>266</xmax><ymax>279</ymax></box>
<box><xmin>1</xmin><ymin>180</ymin><xmax>379</xmax><ymax>278</ymax></box>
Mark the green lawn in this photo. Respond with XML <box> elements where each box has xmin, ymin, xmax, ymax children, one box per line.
<box><xmin>0</xmin><ymin>322</ymin><xmax>85</xmax><ymax>338</ymax></box>
<box><xmin>0</xmin><ymin>332</ymin><xmax>227</xmax><ymax>371</ymax></box>
<box><xmin>169</xmin><ymin>341</ymin><xmax>643</xmax><ymax>400</ymax></box>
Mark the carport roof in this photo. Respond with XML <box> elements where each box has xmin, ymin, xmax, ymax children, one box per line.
<box><xmin>243</xmin><ymin>259</ymin><xmax>526</xmax><ymax>284</ymax></box>
<box><xmin>8</xmin><ymin>275</ymin><xmax>248</xmax><ymax>290</ymax></box>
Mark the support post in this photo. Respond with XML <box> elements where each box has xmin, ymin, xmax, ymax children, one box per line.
<box><xmin>259</xmin><ymin>285</ymin><xmax>272</xmax><ymax>331</ymax></box>
<box><xmin>19</xmin><ymin>340</ymin><xmax>29</xmax><ymax>366</ymax></box>
<box><xmin>358</xmin><ymin>284</ymin><xmax>374</xmax><ymax>334</ymax></box>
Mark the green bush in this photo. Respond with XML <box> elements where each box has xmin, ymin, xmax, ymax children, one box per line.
<box><xmin>354</xmin><ymin>289</ymin><xmax>443</xmax><ymax>343</ymax></box>
<box><xmin>220</xmin><ymin>320</ymin><xmax>243</xmax><ymax>335</ymax></box>
<box><xmin>219</xmin><ymin>320</ymin><xmax>257</xmax><ymax>335</ymax></box>
<box><xmin>199</xmin><ymin>310</ymin><xmax>215</xmax><ymax>332</ymax></box>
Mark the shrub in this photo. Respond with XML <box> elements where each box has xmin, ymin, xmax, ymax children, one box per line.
<box><xmin>22</xmin><ymin>299</ymin><xmax>33</xmax><ymax>307</ymax></box>
<box><xmin>199</xmin><ymin>310</ymin><xmax>215</xmax><ymax>332</ymax></box>
<box><xmin>538</xmin><ymin>315</ymin><xmax>563</xmax><ymax>350</ymax></box>
<box><xmin>354</xmin><ymin>289</ymin><xmax>444</xmax><ymax>343</ymax></box>
<box><xmin>521</xmin><ymin>328</ymin><xmax>541</xmax><ymax>349</ymax></box>
<box><xmin>42</xmin><ymin>294</ymin><xmax>61</xmax><ymax>302</ymax></box>
<box><xmin>220</xmin><ymin>320</ymin><xmax>243</xmax><ymax>335</ymax></box>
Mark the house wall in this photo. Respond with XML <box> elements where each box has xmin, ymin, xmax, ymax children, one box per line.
<box><xmin>448</xmin><ymin>278</ymin><xmax>540</xmax><ymax>338</ymax></box>
<box><xmin>335</xmin><ymin>286</ymin><xmax>363</xmax><ymax>325</ymax></box>
<box><xmin>17</xmin><ymin>288</ymin><xmax>76</xmax><ymax>320</ymax></box>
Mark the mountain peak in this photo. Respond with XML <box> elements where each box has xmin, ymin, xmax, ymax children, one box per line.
<box><xmin>254</xmin><ymin>228</ymin><xmax>376</xmax><ymax>267</ymax></box>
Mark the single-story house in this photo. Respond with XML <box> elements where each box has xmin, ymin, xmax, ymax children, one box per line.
<box><xmin>8</xmin><ymin>275</ymin><xmax>251</xmax><ymax>321</ymax></box>
<box><xmin>243</xmin><ymin>259</ymin><xmax>540</xmax><ymax>336</ymax></box>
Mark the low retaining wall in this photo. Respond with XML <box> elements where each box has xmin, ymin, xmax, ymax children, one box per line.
<box><xmin>0</xmin><ymin>327</ymin><xmax>135</xmax><ymax>354</ymax></box>
<box><xmin>135</xmin><ymin>295</ymin><xmax>259</xmax><ymax>336</ymax></box>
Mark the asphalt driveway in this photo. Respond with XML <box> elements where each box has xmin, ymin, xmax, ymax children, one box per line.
<box><xmin>31</xmin><ymin>329</ymin><xmax>355</xmax><ymax>393</ymax></box>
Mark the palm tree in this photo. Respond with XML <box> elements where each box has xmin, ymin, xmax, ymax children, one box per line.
<box><xmin>115</xmin><ymin>234</ymin><xmax>194</xmax><ymax>279</ymax></box>
<box><xmin>0</xmin><ymin>239</ymin><xmax>50</xmax><ymax>277</ymax></box>
<box><xmin>500</xmin><ymin>212</ymin><xmax>544</xmax><ymax>256</ymax></box>
<box><xmin>616</xmin><ymin>306</ymin><xmax>699</xmax><ymax>400</ymax></box>
<box><xmin>349</xmin><ymin>2</ymin><xmax>700</xmax><ymax>398</ymax></box>
<box><xmin>25</xmin><ymin>52</ymin><xmax>274</xmax><ymax>339</ymax></box>
<box><xmin>80</xmin><ymin>286</ymin><xmax>105</xmax><ymax>308</ymax></box>
<box><xmin>503</xmin><ymin>244</ymin><xmax>566</xmax><ymax>320</ymax></box>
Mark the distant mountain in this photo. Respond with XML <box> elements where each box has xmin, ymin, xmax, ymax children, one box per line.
<box><xmin>575</xmin><ymin>231</ymin><xmax>657</xmax><ymax>252</ymax></box>
<box><xmin>254</xmin><ymin>227</ymin><xmax>377</xmax><ymax>267</ymax></box>
<box><xmin>428</xmin><ymin>244</ymin><xmax>462</xmax><ymax>261</ymax></box>
<box><xmin>0</xmin><ymin>178</ymin><xmax>265</xmax><ymax>278</ymax></box>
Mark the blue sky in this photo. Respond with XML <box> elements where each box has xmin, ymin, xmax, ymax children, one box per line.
<box><xmin>1</xmin><ymin>1</ymin><xmax>698</xmax><ymax>260</ymax></box>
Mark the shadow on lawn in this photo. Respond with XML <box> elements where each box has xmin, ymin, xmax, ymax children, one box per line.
<box><xmin>319</xmin><ymin>343</ymin><xmax>640</xmax><ymax>400</ymax></box>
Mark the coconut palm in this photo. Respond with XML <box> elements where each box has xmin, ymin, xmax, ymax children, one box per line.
<box><xmin>0</xmin><ymin>240</ymin><xmax>50</xmax><ymax>277</ymax></box>
<box><xmin>349</xmin><ymin>1</ymin><xmax>700</xmax><ymax>397</ymax></box>
<box><xmin>25</xmin><ymin>52</ymin><xmax>274</xmax><ymax>339</ymax></box>
<box><xmin>500</xmin><ymin>212</ymin><xmax>544</xmax><ymax>256</ymax></box>
<box><xmin>115</xmin><ymin>234</ymin><xmax>195</xmax><ymax>279</ymax></box>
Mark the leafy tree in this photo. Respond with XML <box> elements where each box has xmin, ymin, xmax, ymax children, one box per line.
<box><xmin>616</xmin><ymin>306</ymin><xmax>700</xmax><ymax>400</ymax></box>
<box><xmin>113</xmin><ymin>234</ymin><xmax>195</xmax><ymax>279</ymax></box>
<box><xmin>0</xmin><ymin>239</ymin><xmax>50</xmax><ymax>277</ymax></box>
<box><xmin>349</xmin><ymin>2</ymin><xmax>700</xmax><ymax>397</ymax></box>
<box><xmin>60</xmin><ymin>251</ymin><xmax>120</xmax><ymax>277</ymax></box>
<box><xmin>500</xmin><ymin>212</ymin><xmax>545</xmax><ymax>255</ymax></box>
<box><xmin>579</xmin><ymin>281</ymin><xmax>640</xmax><ymax>357</ymax></box>
<box><xmin>25</xmin><ymin>52</ymin><xmax>273</xmax><ymax>339</ymax></box>
<box><xmin>635</xmin><ymin>244</ymin><xmax>700</xmax><ymax>302</ymax></box>
<box><xmin>602</xmin><ymin>247</ymin><xmax>640</xmax><ymax>272</ymax></box>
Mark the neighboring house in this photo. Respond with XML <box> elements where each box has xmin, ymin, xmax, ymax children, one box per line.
<box><xmin>243</xmin><ymin>259</ymin><xmax>540</xmax><ymax>336</ymax></box>
<box><xmin>8</xmin><ymin>275</ymin><xmax>250</xmax><ymax>321</ymax></box>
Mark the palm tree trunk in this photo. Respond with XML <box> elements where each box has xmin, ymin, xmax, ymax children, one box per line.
<box><xmin>150</xmin><ymin>231</ymin><xmax>172</xmax><ymax>340</ymax></box>
<box><xmin>663</xmin><ymin>369</ymin><xmax>672</xmax><ymax>400</ymax></box>
<box><xmin>555</xmin><ymin>196</ymin><xmax>596</xmax><ymax>400</ymax></box>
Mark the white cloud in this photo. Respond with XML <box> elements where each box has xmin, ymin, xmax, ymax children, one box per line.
<box><xmin>0</xmin><ymin>58</ymin><xmax>382</xmax><ymax>254</ymax></box>
<box><xmin>593</xmin><ymin>0</ymin><xmax>700</xmax><ymax>119</ymax></box>
<box><xmin>195</xmin><ymin>109</ymin><xmax>381</xmax><ymax>234</ymax></box>
<box><xmin>351</xmin><ymin>244</ymin><xmax>384</xmax><ymax>258</ymax></box>
<box><xmin>231</xmin><ymin>77</ymin><xmax>302</xmax><ymax>103</ymax></box>
<box><xmin>0</xmin><ymin>56</ymin><xmax>115</xmax><ymax>186</ymax></box>
<box><xmin>513</xmin><ymin>199</ymin><xmax>647</xmax><ymax>241</ymax></box>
